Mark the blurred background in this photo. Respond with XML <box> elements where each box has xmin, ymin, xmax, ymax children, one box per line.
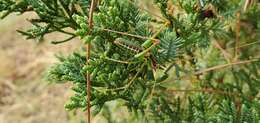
<box><xmin>0</xmin><ymin>13</ymin><xmax>85</xmax><ymax>123</ymax></box>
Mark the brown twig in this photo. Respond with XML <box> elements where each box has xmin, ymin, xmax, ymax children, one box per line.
<box><xmin>96</xmin><ymin>27</ymin><xmax>159</xmax><ymax>42</ymax></box>
<box><xmin>166</xmin><ymin>88</ymin><xmax>260</xmax><ymax>100</ymax></box>
<box><xmin>157</xmin><ymin>58</ymin><xmax>260</xmax><ymax>85</ymax></box>
<box><xmin>194</xmin><ymin>58</ymin><xmax>259</xmax><ymax>75</ymax></box>
<box><xmin>86</xmin><ymin>0</ymin><xmax>96</xmax><ymax>123</ymax></box>
<box><xmin>234</xmin><ymin>12</ymin><xmax>240</xmax><ymax>60</ymax></box>
<box><xmin>166</xmin><ymin>88</ymin><xmax>238</xmax><ymax>96</ymax></box>
<box><xmin>227</xmin><ymin>40</ymin><xmax>260</xmax><ymax>50</ymax></box>
<box><xmin>213</xmin><ymin>41</ymin><xmax>231</xmax><ymax>62</ymax></box>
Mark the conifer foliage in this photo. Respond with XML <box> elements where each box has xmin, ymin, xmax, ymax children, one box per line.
<box><xmin>1</xmin><ymin>0</ymin><xmax>259</xmax><ymax>122</ymax></box>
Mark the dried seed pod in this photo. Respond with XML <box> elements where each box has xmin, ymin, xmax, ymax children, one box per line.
<box><xmin>201</xmin><ymin>9</ymin><xmax>215</xmax><ymax>18</ymax></box>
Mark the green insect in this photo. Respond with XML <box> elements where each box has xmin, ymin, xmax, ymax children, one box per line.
<box><xmin>114</xmin><ymin>38</ymin><xmax>159</xmax><ymax>59</ymax></box>
<box><xmin>114</xmin><ymin>38</ymin><xmax>143</xmax><ymax>54</ymax></box>
<box><xmin>112</xmin><ymin>38</ymin><xmax>159</xmax><ymax>70</ymax></box>
<box><xmin>104</xmin><ymin>21</ymin><xmax>169</xmax><ymax>68</ymax></box>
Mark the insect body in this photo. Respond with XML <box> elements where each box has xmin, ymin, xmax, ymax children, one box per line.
<box><xmin>114</xmin><ymin>38</ymin><xmax>158</xmax><ymax>59</ymax></box>
<box><xmin>114</xmin><ymin>38</ymin><xmax>143</xmax><ymax>53</ymax></box>
<box><xmin>113</xmin><ymin>38</ymin><xmax>158</xmax><ymax>69</ymax></box>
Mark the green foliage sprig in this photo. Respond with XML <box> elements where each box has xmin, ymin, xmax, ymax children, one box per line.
<box><xmin>1</xmin><ymin>0</ymin><xmax>259</xmax><ymax>122</ymax></box>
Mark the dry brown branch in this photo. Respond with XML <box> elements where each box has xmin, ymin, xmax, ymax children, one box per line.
<box><xmin>234</xmin><ymin>12</ymin><xmax>240</xmax><ymax>60</ymax></box>
<box><xmin>86</xmin><ymin>0</ymin><xmax>96</xmax><ymax>122</ymax></box>
<box><xmin>166</xmin><ymin>88</ymin><xmax>260</xmax><ymax>100</ymax></box>
<box><xmin>213</xmin><ymin>41</ymin><xmax>231</xmax><ymax>62</ymax></box>
<box><xmin>194</xmin><ymin>58</ymin><xmax>259</xmax><ymax>75</ymax></box>
<box><xmin>166</xmin><ymin>88</ymin><xmax>238</xmax><ymax>96</ymax></box>
<box><xmin>227</xmin><ymin>40</ymin><xmax>260</xmax><ymax>50</ymax></box>
<box><xmin>157</xmin><ymin>58</ymin><xmax>260</xmax><ymax>85</ymax></box>
<box><xmin>98</xmin><ymin>28</ymin><xmax>159</xmax><ymax>42</ymax></box>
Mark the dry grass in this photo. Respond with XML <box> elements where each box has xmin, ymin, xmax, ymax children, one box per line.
<box><xmin>0</xmin><ymin>13</ymin><xmax>85</xmax><ymax>123</ymax></box>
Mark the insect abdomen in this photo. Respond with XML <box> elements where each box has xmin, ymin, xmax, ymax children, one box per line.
<box><xmin>114</xmin><ymin>38</ymin><xmax>143</xmax><ymax>53</ymax></box>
